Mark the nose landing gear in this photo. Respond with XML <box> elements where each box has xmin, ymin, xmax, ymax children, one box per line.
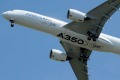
<box><xmin>9</xmin><ymin>19</ymin><xmax>14</xmax><ymax>27</ymax></box>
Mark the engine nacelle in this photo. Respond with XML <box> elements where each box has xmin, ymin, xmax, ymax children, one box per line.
<box><xmin>50</xmin><ymin>49</ymin><xmax>67</xmax><ymax>62</ymax></box>
<box><xmin>67</xmin><ymin>9</ymin><xmax>89</xmax><ymax>22</ymax></box>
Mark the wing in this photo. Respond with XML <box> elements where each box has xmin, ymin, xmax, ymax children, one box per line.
<box><xmin>60</xmin><ymin>1</ymin><xmax>120</xmax><ymax>80</ymax></box>
<box><xmin>60</xmin><ymin>41</ymin><xmax>92</xmax><ymax>80</ymax></box>
<box><xmin>64</xmin><ymin>0</ymin><xmax>120</xmax><ymax>36</ymax></box>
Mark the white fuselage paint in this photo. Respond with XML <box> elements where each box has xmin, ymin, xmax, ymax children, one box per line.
<box><xmin>2</xmin><ymin>10</ymin><xmax>120</xmax><ymax>55</ymax></box>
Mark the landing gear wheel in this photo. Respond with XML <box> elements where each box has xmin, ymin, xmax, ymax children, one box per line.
<box><xmin>87</xmin><ymin>30</ymin><xmax>99</xmax><ymax>41</ymax></box>
<box><xmin>11</xmin><ymin>23</ymin><xmax>14</xmax><ymax>27</ymax></box>
<box><xmin>93</xmin><ymin>38</ymin><xmax>97</xmax><ymax>41</ymax></box>
<box><xmin>87</xmin><ymin>37</ymin><xmax>91</xmax><ymax>41</ymax></box>
<box><xmin>83</xmin><ymin>58</ymin><xmax>87</xmax><ymax>61</ymax></box>
<box><xmin>94</xmin><ymin>34</ymin><xmax>98</xmax><ymax>38</ymax></box>
<box><xmin>89</xmin><ymin>33</ymin><xmax>93</xmax><ymax>37</ymax></box>
<box><xmin>9</xmin><ymin>19</ymin><xmax>14</xmax><ymax>27</ymax></box>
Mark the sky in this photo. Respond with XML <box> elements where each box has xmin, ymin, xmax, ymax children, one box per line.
<box><xmin>0</xmin><ymin>0</ymin><xmax>120</xmax><ymax>80</ymax></box>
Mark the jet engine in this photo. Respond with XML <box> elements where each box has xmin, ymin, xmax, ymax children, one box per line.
<box><xmin>50</xmin><ymin>49</ymin><xmax>67</xmax><ymax>62</ymax></box>
<box><xmin>67</xmin><ymin>9</ymin><xmax>89</xmax><ymax>22</ymax></box>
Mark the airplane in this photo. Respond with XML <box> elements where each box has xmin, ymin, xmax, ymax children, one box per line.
<box><xmin>2</xmin><ymin>0</ymin><xmax>120</xmax><ymax>80</ymax></box>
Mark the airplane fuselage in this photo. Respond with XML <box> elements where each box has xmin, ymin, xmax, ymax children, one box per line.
<box><xmin>2</xmin><ymin>10</ymin><xmax>120</xmax><ymax>55</ymax></box>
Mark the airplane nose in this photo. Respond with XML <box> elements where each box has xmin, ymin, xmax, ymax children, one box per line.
<box><xmin>2</xmin><ymin>12</ymin><xmax>8</xmax><ymax>17</ymax></box>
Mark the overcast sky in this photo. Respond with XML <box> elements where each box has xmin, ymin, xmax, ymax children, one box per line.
<box><xmin>0</xmin><ymin>0</ymin><xmax>120</xmax><ymax>80</ymax></box>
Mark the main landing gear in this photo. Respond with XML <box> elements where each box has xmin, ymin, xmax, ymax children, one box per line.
<box><xmin>87</xmin><ymin>31</ymin><xmax>98</xmax><ymax>41</ymax></box>
<box><xmin>78</xmin><ymin>54</ymin><xmax>89</xmax><ymax>62</ymax></box>
<box><xmin>9</xmin><ymin>19</ymin><xmax>14</xmax><ymax>27</ymax></box>
<box><xmin>78</xmin><ymin>48</ymin><xmax>90</xmax><ymax>62</ymax></box>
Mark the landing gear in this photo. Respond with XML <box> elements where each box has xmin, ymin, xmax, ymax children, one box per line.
<box><xmin>9</xmin><ymin>19</ymin><xmax>14</xmax><ymax>27</ymax></box>
<box><xmin>87</xmin><ymin>31</ymin><xmax>98</xmax><ymax>41</ymax></box>
<box><xmin>67</xmin><ymin>56</ymin><xmax>73</xmax><ymax>61</ymax></box>
<box><xmin>78</xmin><ymin>48</ymin><xmax>90</xmax><ymax>62</ymax></box>
<box><xmin>87</xmin><ymin>37</ymin><xmax>92</xmax><ymax>41</ymax></box>
<box><xmin>78</xmin><ymin>54</ymin><xmax>89</xmax><ymax>62</ymax></box>
<box><xmin>93</xmin><ymin>38</ymin><xmax>97</xmax><ymax>41</ymax></box>
<box><xmin>11</xmin><ymin>23</ymin><xmax>14</xmax><ymax>27</ymax></box>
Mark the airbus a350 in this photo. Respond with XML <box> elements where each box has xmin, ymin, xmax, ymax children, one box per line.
<box><xmin>2</xmin><ymin>0</ymin><xmax>120</xmax><ymax>80</ymax></box>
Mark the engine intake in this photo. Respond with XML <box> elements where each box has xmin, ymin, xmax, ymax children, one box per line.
<box><xmin>50</xmin><ymin>49</ymin><xmax>67</xmax><ymax>62</ymax></box>
<box><xmin>67</xmin><ymin>9</ymin><xmax>90</xmax><ymax>22</ymax></box>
